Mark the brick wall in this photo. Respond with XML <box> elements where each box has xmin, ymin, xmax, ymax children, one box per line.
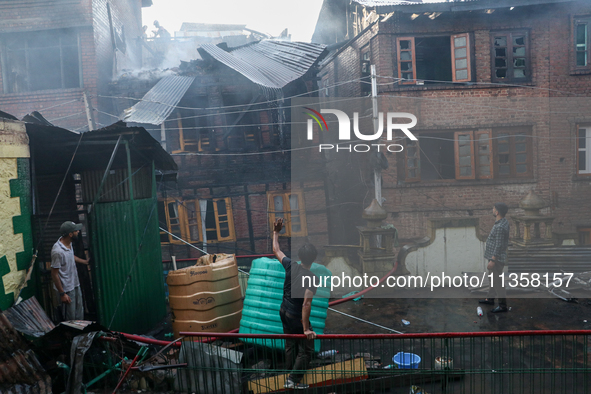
<box><xmin>319</xmin><ymin>2</ymin><xmax>591</xmax><ymax>243</ymax></box>
<box><xmin>0</xmin><ymin>0</ymin><xmax>143</xmax><ymax>130</ymax></box>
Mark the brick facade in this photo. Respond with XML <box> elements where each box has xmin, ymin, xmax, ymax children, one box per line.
<box><xmin>319</xmin><ymin>1</ymin><xmax>591</xmax><ymax>245</ymax></box>
<box><xmin>0</xmin><ymin>0</ymin><xmax>145</xmax><ymax>130</ymax></box>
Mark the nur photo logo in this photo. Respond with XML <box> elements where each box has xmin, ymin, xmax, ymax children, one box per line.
<box><xmin>304</xmin><ymin>108</ymin><xmax>418</xmax><ymax>152</ymax></box>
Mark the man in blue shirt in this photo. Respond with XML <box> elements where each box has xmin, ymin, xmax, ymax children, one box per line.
<box><xmin>480</xmin><ymin>203</ymin><xmax>510</xmax><ymax>313</ymax></box>
<box><xmin>273</xmin><ymin>218</ymin><xmax>318</xmax><ymax>390</ymax></box>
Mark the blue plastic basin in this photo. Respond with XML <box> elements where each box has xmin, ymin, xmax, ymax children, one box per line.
<box><xmin>393</xmin><ymin>352</ymin><xmax>421</xmax><ymax>369</ymax></box>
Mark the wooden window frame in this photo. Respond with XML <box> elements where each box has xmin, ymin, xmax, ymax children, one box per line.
<box><xmin>404</xmin><ymin>130</ymin><xmax>495</xmax><ymax>183</ymax></box>
<box><xmin>404</xmin><ymin>139</ymin><xmax>421</xmax><ymax>182</ymax></box>
<box><xmin>1</xmin><ymin>28</ymin><xmax>82</xmax><ymax>94</ymax></box>
<box><xmin>454</xmin><ymin>131</ymin><xmax>476</xmax><ymax>180</ymax></box>
<box><xmin>361</xmin><ymin>44</ymin><xmax>372</xmax><ymax>95</ymax></box>
<box><xmin>451</xmin><ymin>33</ymin><xmax>472</xmax><ymax>82</ymax></box>
<box><xmin>209</xmin><ymin>198</ymin><xmax>236</xmax><ymax>243</ymax></box>
<box><xmin>493</xmin><ymin>128</ymin><xmax>533</xmax><ymax>179</ymax></box>
<box><xmin>159</xmin><ymin>197</ymin><xmax>235</xmax><ymax>244</ymax></box>
<box><xmin>490</xmin><ymin>30</ymin><xmax>530</xmax><ymax>83</ymax></box>
<box><xmin>475</xmin><ymin>130</ymin><xmax>494</xmax><ymax>179</ymax></box>
<box><xmin>160</xmin><ymin>198</ymin><xmax>187</xmax><ymax>244</ymax></box>
<box><xmin>396</xmin><ymin>37</ymin><xmax>416</xmax><ymax>84</ymax></box>
<box><xmin>577</xmin><ymin>125</ymin><xmax>591</xmax><ymax>176</ymax></box>
<box><xmin>172</xmin><ymin>111</ymin><xmax>213</xmax><ymax>153</ymax></box>
<box><xmin>579</xmin><ymin>227</ymin><xmax>591</xmax><ymax>245</ymax></box>
<box><xmin>267</xmin><ymin>191</ymin><xmax>308</xmax><ymax>237</ymax></box>
<box><xmin>573</xmin><ymin>16</ymin><xmax>591</xmax><ymax>73</ymax></box>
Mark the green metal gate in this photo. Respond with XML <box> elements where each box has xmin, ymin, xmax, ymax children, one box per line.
<box><xmin>90</xmin><ymin>197</ymin><xmax>166</xmax><ymax>333</ymax></box>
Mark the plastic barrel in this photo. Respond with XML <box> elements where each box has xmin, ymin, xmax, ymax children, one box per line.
<box><xmin>239</xmin><ymin>257</ymin><xmax>332</xmax><ymax>352</ymax></box>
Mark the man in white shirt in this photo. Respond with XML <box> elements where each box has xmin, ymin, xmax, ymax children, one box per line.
<box><xmin>51</xmin><ymin>221</ymin><xmax>89</xmax><ymax>320</ymax></box>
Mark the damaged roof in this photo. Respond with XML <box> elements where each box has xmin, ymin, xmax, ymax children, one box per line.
<box><xmin>354</xmin><ymin>0</ymin><xmax>577</xmax><ymax>13</ymax></box>
<box><xmin>27</xmin><ymin>121</ymin><xmax>177</xmax><ymax>175</ymax></box>
<box><xmin>198</xmin><ymin>39</ymin><xmax>327</xmax><ymax>89</ymax></box>
<box><xmin>0</xmin><ymin>305</ymin><xmax>52</xmax><ymax>393</ymax></box>
<box><xmin>180</xmin><ymin>22</ymin><xmax>247</xmax><ymax>31</ymax></box>
<box><xmin>123</xmin><ymin>75</ymin><xmax>195</xmax><ymax>125</ymax></box>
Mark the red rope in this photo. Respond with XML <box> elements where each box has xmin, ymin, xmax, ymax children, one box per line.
<box><xmin>180</xmin><ymin>330</ymin><xmax>591</xmax><ymax>339</ymax></box>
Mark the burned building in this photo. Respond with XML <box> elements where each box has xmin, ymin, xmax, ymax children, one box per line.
<box><xmin>315</xmin><ymin>0</ymin><xmax>591</xmax><ymax>249</ymax></box>
<box><xmin>0</xmin><ymin>0</ymin><xmax>152</xmax><ymax>131</ymax></box>
<box><xmin>110</xmin><ymin>40</ymin><xmax>331</xmax><ymax>260</ymax></box>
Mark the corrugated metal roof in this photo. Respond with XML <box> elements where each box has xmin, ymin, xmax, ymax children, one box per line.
<box><xmin>0</xmin><ymin>309</ymin><xmax>52</xmax><ymax>393</ymax></box>
<box><xmin>27</xmin><ymin>122</ymin><xmax>178</xmax><ymax>174</ymax></box>
<box><xmin>180</xmin><ymin>22</ymin><xmax>247</xmax><ymax>32</ymax></box>
<box><xmin>354</xmin><ymin>0</ymin><xmax>575</xmax><ymax>11</ymax></box>
<box><xmin>199</xmin><ymin>40</ymin><xmax>327</xmax><ymax>89</ymax></box>
<box><xmin>123</xmin><ymin>75</ymin><xmax>195</xmax><ymax>125</ymax></box>
<box><xmin>3</xmin><ymin>297</ymin><xmax>55</xmax><ymax>338</ymax></box>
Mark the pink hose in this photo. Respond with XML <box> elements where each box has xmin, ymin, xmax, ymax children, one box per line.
<box><xmin>328</xmin><ymin>260</ymin><xmax>399</xmax><ymax>307</ymax></box>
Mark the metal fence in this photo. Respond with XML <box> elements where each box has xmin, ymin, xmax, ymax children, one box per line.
<box><xmin>169</xmin><ymin>330</ymin><xmax>591</xmax><ymax>394</ymax></box>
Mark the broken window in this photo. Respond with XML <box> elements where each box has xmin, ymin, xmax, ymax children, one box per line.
<box><xmin>172</xmin><ymin>96</ymin><xmax>214</xmax><ymax>153</ymax></box>
<box><xmin>493</xmin><ymin>128</ymin><xmax>532</xmax><ymax>178</ymax></box>
<box><xmin>361</xmin><ymin>45</ymin><xmax>371</xmax><ymax>95</ymax></box>
<box><xmin>403</xmin><ymin>128</ymin><xmax>525</xmax><ymax>182</ymax></box>
<box><xmin>396</xmin><ymin>33</ymin><xmax>471</xmax><ymax>84</ymax></box>
<box><xmin>268</xmin><ymin>191</ymin><xmax>307</xmax><ymax>237</ymax></box>
<box><xmin>491</xmin><ymin>31</ymin><xmax>529</xmax><ymax>82</ymax></box>
<box><xmin>1</xmin><ymin>29</ymin><xmax>81</xmax><ymax>93</ymax></box>
<box><xmin>578</xmin><ymin>126</ymin><xmax>591</xmax><ymax>175</ymax></box>
<box><xmin>158</xmin><ymin>197</ymin><xmax>235</xmax><ymax>244</ymax></box>
<box><xmin>158</xmin><ymin>199</ymin><xmax>185</xmax><ymax>244</ymax></box>
<box><xmin>259</xmin><ymin>110</ymin><xmax>280</xmax><ymax>148</ymax></box>
<box><xmin>222</xmin><ymin>92</ymin><xmax>263</xmax><ymax>151</ymax></box>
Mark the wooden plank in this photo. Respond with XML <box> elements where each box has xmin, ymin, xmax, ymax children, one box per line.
<box><xmin>248</xmin><ymin>357</ymin><xmax>368</xmax><ymax>394</ymax></box>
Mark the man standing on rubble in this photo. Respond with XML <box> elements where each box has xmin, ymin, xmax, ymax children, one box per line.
<box><xmin>51</xmin><ymin>221</ymin><xmax>89</xmax><ymax>320</ymax></box>
<box><xmin>273</xmin><ymin>218</ymin><xmax>318</xmax><ymax>390</ymax></box>
<box><xmin>479</xmin><ymin>203</ymin><xmax>510</xmax><ymax>313</ymax></box>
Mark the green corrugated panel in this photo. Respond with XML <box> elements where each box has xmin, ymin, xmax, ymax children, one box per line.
<box><xmin>90</xmin><ymin>197</ymin><xmax>166</xmax><ymax>333</ymax></box>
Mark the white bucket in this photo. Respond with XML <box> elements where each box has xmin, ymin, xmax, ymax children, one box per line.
<box><xmin>434</xmin><ymin>356</ymin><xmax>453</xmax><ymax>370</ymax></box>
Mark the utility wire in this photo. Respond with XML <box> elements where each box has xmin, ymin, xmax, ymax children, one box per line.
<box><xmin>97</xmin><ymin>77</ymin><xmax>365</xmax><ymax>112</ymax></box>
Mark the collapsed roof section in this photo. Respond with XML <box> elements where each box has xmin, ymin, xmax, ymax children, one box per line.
<box><xmin>197</xmin><ymin>40</ymin><xmax>327</xmax><ymax>89</ymax></box>
<box><xmin>122</xmin><ymin>75</ymin><xmax>195</xmax><ymax>126</ymax></box>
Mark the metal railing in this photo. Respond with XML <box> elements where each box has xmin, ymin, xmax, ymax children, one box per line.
<box><xmin>169</xmin><ymin>330</ymin><xmax>591</xmax><ymax>394</ymax></box>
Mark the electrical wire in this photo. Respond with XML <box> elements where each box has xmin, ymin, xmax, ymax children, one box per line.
<box><xmin>376</xmin><ymin>74</ymin><xmax>591</xmax><ymax>97</ymax></box>
<box><xmin>97</xmin><ymin>77</ymin><xmax>365</xmax><ymax>112</ymax></box>
<box><xmin>47</xmin><ymin>111</ymin><xmax>86</xmax><ymax>122</ymax></box>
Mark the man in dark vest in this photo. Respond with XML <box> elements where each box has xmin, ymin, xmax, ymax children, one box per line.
<box><xmin>273</xmin><ymin>218</ymin><xmax>318</xmax><ymax>390</ymax></box>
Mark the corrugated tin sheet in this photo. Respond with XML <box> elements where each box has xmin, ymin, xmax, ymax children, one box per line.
<box><xmin>0</xmin><ymin>312</ymin><xmax>52</xmax><ymax>393</ymax></box>
<box><xmin>27</xmin><ymin>122</ymin><xmax>177</xmax><ymax>174</ymax></box>
<box><xmin>3</xmin><ymin>297</ymin><xmax>55</xmax><ymax>338</ymax></box>
<box><xmin>91</xmin><ymin>198</ymin><xmax>167</xmax><ymax>334</ymax></box>
<box><xmin>81</xmin><ymin>167</ymin><xmax>152</xmax><ymax>203</ymax></box>
<box><xmin>180</xmin><ymin>22</ymin><xmax>246</xmax><ymax>32</ymax></box>
<box><xmin>123</xmin><ymin>76</ymin><xmax>195</xmax><ymax>125</ymax></box>
<box><xmin>508</xmin><ymin>246</ymin><xmax>591</xmax><ymax>273</ymax></box>
<box><xmin>354</xmin><ymin>0</ymin><xmax>575</xmax><ymax>12</ymax></box>
<box><xmin>199</xmin><ymin>40</ymin><xmax>327</xmax><ymax>89</ymax></box>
